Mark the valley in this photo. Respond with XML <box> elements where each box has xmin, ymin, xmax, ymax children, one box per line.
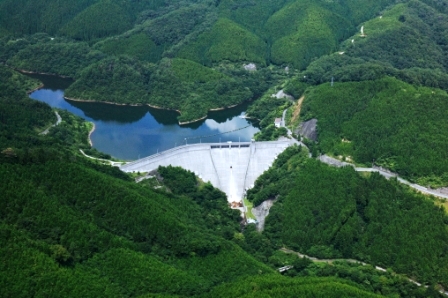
<box><xmin>2</xmin><ymin>0</ymin><xmax>448</xmax><ymax>297</ymax></box>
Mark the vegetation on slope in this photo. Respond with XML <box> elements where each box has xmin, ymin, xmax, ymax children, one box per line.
<box><xmin>1</xmin><ymin>32</ymin><xmax>265</xmax><ymax>123</ymax></box>
<box><xmin>301</xmin><ymin>77</ymin><xmax>448</xmax><ymax>186</ymax></box>
<box><xmin>0</xmin><ymin>0</ymin><xmax>97</xmax><ymax>35</ymax></box>
<box><xmin>65</xmin><ymin>56</ymin><xmax>269</xmax><ymax>123</ymax></box>
<box><xmin>216</xmin><ymin>0</ymin><xmax>395</xmax><ymax>69</ymax></box>
<box><xmin>1</xmin><ymin>65</ymin><xmax>405</xmax><ymax>297</ymax></box>
<box><xmin>217</xmin><ymin>0</ymin><xmax>291</xmax><ymax>38</ymax></box>
<box><xmin>143</xmin><ymin>2</ymin><xmax>214</xmax><ymax>47</ymax></box>
<box><xmin>95</xmin><ymin>33</ymin><xmax>162</xmax><ymax>63</ymax></box>
<box><xmin>65</xmin><ymin>56</ymin><xmax>152</xmax><ymax>103</ymax></box>
<box><xmin>246</xmin><ymin>146</ymin><xmax>448</xmax><ymax>287</ymax></box>
<box><xmin>59</xmin><ymin>1</ymin><xmax>133</xmax><ymax>41</ymax></box>
<box><xmin>5</xmin><ymin>0</ymin><xmax>448</xmax><ymax>295</ymax></box>
<box><xmin>0</xmin><ymin>0</ymin><xmax>408</xmax><ymax>123</ymax></box>
<box><xmin>177</xmin><ymin>17</ymin><xmax>267</xmax><ymax>65</ymax></box>
<box><xmin>0</xmin><ymin>0</ymin><xmax>167</xmax><ymax>38</ymax></box>
<box><xmin>4</xmin><ymin>35</ymin><xmax>104</xmax><ymax>77</ymax></box>
<box><xmin>203</xmin><ymin>275</ymin><xmax>384</xmax><ymax>298</ymax></box>
<box><xmin>267</xmin><ymin>1</ymin><xmax>352</xmax><ymax>69</ymax></box>
<box><xmin>0</xmin><ymin>64</ymin><xmax>275</xmax><ymax>297</ymax></box>
<box><xmin>302</xmin><ymin>1</ymin><xmax>448</xmax><ymax>90</ymax></box>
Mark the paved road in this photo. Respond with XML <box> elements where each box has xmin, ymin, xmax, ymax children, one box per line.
<box><xmin>319</xmin><ymin>155</ymin><xmax>448</xmax><ymax>200</ymax></box>
<box><xmin>281</xmin><ymin>108</ymin><xmax>293</xmax><ymax>137</ymax></box>
<box><xmin>40</xmin><ymin>111</ymin><xmax>61</xmax><ymax>135</ymax></box>
<box><xmin>281</xmin><ymin>248</ymin><xmax>369</xmax><ymax>266</ymax></box>
<box><xmin>279</xmin><ymin>248</ymin><xmax>448</xmax><ymax>294</ymax></box>
<box><xmin>79</xmin><ymin>149</ymin><xmax>123</xmax><ymax>167</ymax></box>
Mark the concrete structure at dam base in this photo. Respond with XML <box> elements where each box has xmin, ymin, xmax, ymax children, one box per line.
<box><xmin>120</xmin><ymin>140</ymin><xmax>298</xmax><ymax>206</ymax></box>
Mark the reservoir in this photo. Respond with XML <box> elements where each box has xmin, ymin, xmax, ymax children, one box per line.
<box><xmin>28</xmin><ymin>74</ymin><xmax>260</xmax><ymax>160</ymax></box>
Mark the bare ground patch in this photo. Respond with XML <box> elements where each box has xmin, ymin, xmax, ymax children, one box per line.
<box><xmin>290</xmin><ymin>95</ymin><xmax>305</xmax><ymax>124</ymax></box>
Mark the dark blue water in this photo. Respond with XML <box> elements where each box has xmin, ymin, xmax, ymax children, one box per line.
<box><xmin>28</xmin><ymin>74</ymin><xmax>259</xmax><ymax>160</ymax></box>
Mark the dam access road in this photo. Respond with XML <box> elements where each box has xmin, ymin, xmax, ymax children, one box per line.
<box><xmin>120</xmin><ymin>140</ymin><xmax>298</xmax><ymax>204</ymax></box>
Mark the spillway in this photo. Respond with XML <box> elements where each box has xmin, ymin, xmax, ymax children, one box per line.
<box><xmin>120</xmin><ymin>140</ymin><xmax>297</xmax><ymax>203</ymax></box>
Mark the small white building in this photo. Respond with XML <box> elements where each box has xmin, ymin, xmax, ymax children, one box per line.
<box><xmin>274</xmin><ymin>118</ymin><xmax>282</xmax><ymax>128</ymax></box>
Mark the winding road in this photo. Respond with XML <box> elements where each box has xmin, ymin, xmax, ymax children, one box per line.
<box><xmin>319</xmin><ymin>155</ymin><xmax>448</xmax><ymax>200</ymax></box>
<box><xmin>40</xmin><ymin>111</ymin><xmax>61</xmax><ymax>135</ymax></box>
<box><xmin>281</xmin><ymin>108</ymin><xmax>292</xmax><ymax>137</ymax></box>
<box><xmin>279</xmin><ymin>248</ymin><xmax>448</xmax><ymax>295</ymax></box>
<box><xmin>79</xmin><ymin>149</ymin><xmax>123</xmax><ymax>167</ymax></box>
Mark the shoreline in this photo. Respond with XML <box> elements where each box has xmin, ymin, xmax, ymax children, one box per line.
<box><xmin>65</xmin><ymin>96</ymin><xmax>251</xmax><ymax>125</ymax></box>
<box><xmin>16</xmin><ymin>68</ymin><xmax>73</xmax><ymax>79</ymax></box>
<box><xmin>209</xmin><ymin>103</ymin><xmax>240</xmax><ymax>111</ymax></box>
<box><xmin>20</xmin><ymin>67</ymin><xmax>253</xmax><ymax>125</ymax></box>
<box><xmin>64</xmin><ymin>96</ymin><xmax>182</xmax><ymax>113</ymax></box>
<box><xmin>65</xmin><ymin>97</ymin><xmax>131</xmax><ymax>106</ymax></box>
<box><xmin>27</xmin><ymin>83</ymin><xmax>44</xmax><ymax>94</ymax></box>
<box><xmin>88</xmin><ymin>122</ymin><xmax>96</xmax><ymax>146</ymax></box>
<box><xmin>178</xmin><ymin>115</ymin><xmax>208</xmax><ymax>125</ymax></box>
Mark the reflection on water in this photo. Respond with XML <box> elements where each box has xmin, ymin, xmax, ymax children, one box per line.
<box><xmin>27</xmin><ymin>73</ymin><xmax>259</xmax><ymax>160</ymax></box>
<box><xmin>68</xmin><ymin>100</ymin><xmax>153</xmax><ymax>123</ymax></box>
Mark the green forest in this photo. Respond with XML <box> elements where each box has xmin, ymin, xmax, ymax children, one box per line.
<box><xmin>300</xmin><ymin>77</ymin><xmax>448</xmax><ymax>186</ymax></box>
<box><xmin>247</xmin><ymin>146</ymin><xmax>448</xmax><ymax>289</ymax></box>
<box><xmin>3</xmin><ymin>0</ymin><xmax>448</xmax><ymax>296</ymax></box>
<box><xmin>302</xmin><ymin>0</ymin><xmax>448</xmax><ymax>90</ymax></box>
<box><xmin>4</xmin><ymin>64</ymin><xmax>436</xmax><ymax>297</ymax></box>
<box><xmin>0</xmin><ymin>0</ymin><xmax>397</xmax><ymax>122</ymax></box>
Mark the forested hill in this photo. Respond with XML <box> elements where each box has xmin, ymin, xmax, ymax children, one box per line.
<box><xmin>246</xmin><ymin>146</ymin><xmax>448</xmax><ymax>291</ymax></box>
<box><xmin>4</xmin><ymin>0</ymin><xmax>448</xmax><ymax>122</ymax></box>
<box><xmin>0</xmin><ymin>0</ymin><xmax>397</xmax><ymax>122</ymax></box>
<box><xmin>0</xmin><ymin>64</ymin><xmax>414</xmax><ymax>297</ymax></box>
<box><xmin>268</xmin><ymin>0</ymin><xmax>448</xmax><ymax>187</ymax></box>
<box><xmin>0</xmin><ymin>0</ymin><xmax>167</xmax><ymax>39</ymax></box>
<box><xmin>4</xmin><ymin>0</ymin><xmax>448</xmax><ymax>296</ymax></box>
<box><xmin>302</xmin><ymin>0</ymin><xmax>448</xmax><ymax>90</ymax></box>
<box><xmin>299</xmin><ymin>77</ymin><xmax>448</xmax><ymax>186</ymax></box>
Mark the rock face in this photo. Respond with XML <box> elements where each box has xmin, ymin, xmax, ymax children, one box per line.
<box><xmin>243</xmin><ymin>63</ymin><xmax>257</xmax><ymax>71</ymax></box>
<box><xmin>252</xmin><ymin>199</ymin><xmax>276</xmax><ymax>231</ymax></box>
<box><xmin>296</xmin><ymin>118</ymin><xmax>317</xmax><ymax>141</ymax></box>
<box><xmin>271</xmin><ymin>89</ymin><xmax>294</xmax><ymax>100</ymax></box>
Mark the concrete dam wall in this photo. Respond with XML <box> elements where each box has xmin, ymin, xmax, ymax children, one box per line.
<box><xmin>120</xmin><ymin>140</ymin><xmax>296</xmax><ymax>203</ymax></box>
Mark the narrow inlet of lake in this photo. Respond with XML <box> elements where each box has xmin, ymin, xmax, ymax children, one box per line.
<box><xmin>28</xmin><ymin>73</ymin><xmax>260</xmax><ymax>160</ymax></box>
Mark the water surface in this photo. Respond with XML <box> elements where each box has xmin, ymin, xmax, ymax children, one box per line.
<box><xmin>28</xmin><ymin>73</ymin><xmax>260</xmax><ymax>160</ymax></box>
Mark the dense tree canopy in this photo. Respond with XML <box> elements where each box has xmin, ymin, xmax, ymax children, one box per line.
<box><xmin>3</xmin><ymin>0</ymin><xmax>448</xmax><ymax>296</ymax></box>
<box><xmin>246</xmin><ymin>146</ymin><xmax>448</xmax><ymax>287</ymax></box>
<box><xmin>300</xmin><ymin>77</ymin><xmax>448</xmax><ymax>186</ymax></box>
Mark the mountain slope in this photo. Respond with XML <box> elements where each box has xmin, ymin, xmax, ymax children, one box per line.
<box><xmin>302</xmin><ymin>0</ymin><xmax>448</xmax><ymax>90</ymax></box>
<box><xmin>177</xmin><ymin>17</ymin><xmax>267</xmax><ymax>65</ymax></box>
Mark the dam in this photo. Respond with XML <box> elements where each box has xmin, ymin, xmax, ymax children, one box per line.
<box><xmin>120</xmin><ymin>140</ymin><xmax>298</xmax><ymax>204</ymax></box>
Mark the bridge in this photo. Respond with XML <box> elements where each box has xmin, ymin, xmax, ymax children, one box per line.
<box><xmin>120</xmin><ymin>140</ymin><xmax>298</xmax><ymax>204</ymax></box>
